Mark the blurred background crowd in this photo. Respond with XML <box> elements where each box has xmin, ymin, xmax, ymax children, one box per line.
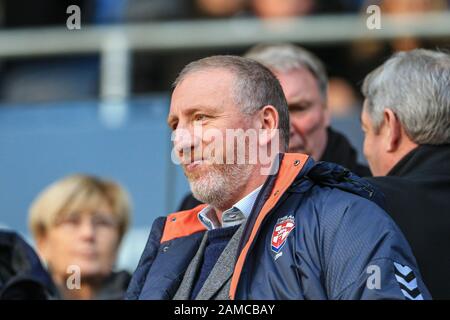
<box><xmin>0</xmin><ymin>0</ymin><xmax>449</xmax><ymax>299</ymax></box>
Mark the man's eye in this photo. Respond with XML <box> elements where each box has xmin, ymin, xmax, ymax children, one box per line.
<box><xmin>194</xmin><ymin>114</ymin><xmax>207</xmax><ymax>122</ymax></box>
<box><xmin>289</xmin><ymin>102</ymin><xmax>312</xmax><ymax>113</ymax></box>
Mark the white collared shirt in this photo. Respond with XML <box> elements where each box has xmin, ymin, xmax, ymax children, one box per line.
<box><xmin>197</xmin><ymin>185</ymin><xmax>263</xmax><ymax>230</ymax></box>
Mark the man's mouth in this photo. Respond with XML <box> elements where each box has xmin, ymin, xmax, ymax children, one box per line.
<box><xmin>184</xmin><ymin>159</ymin><xmax>205</xmax><ymax>171</ymax></box>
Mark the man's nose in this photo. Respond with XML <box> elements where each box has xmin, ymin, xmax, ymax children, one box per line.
<box><xmin>173</xmin><ymin>127</ymin><xmax>201</xmax><ymax>158</ymax></box>
<box><xmin>174</xmin><ymin>128</ymin><xmax>193</xmax><ymax>152</ymax></box>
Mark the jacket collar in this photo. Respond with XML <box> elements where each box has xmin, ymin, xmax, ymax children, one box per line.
<box><xmin>197</xmin><ymin>185</ymin><xmax>263</xmax><ymax>230</ymax></box>
<box><xmin>387</xmin><ymin>144</ymin><xmax>450</xmax><ymax>177</ymax></box>
<box><xmin>160</xmin><ymin>205</ymin><xmax>208</xmax><ymax>243</ymax></box>
<box><xmin>229</xmin><ymin>153</ymin><xmax>311</xmax><ymax>299</ymax></box>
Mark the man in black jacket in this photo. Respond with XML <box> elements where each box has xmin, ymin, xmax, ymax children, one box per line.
<box><xmin>179</xmin><ymin>44</ymin><xmax>369</xmax><ymax>210</ymax></box>
<box><xmin>361</xmin><ymin>49</ymin><xmax>450</xmax><ymax>299</ymax></box>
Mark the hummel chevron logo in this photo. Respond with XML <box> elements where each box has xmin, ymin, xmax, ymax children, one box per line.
<box><xmin>394</xmin><ymin>262</ymin><xmax>423</xmax><ymax>300</ymax></box>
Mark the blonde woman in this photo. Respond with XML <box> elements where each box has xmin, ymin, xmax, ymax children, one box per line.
<box><xmin>29</xmin><ymin>174</ymin><xmax>132</xmax><ymax>300</ymax></box>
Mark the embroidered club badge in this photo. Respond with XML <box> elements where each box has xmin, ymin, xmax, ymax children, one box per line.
<box><xmin>271</xmin><ymin>215</ymin><xmax>295</xmax><ymax>254</ymax></box>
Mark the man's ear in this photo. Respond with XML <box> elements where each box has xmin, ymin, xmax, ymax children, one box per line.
<box><xmin>383</xmin><ymin>108</ymin><xmax>402</xmax><ymax>153</ymax></box>
<box><xmin>256</xmin><ymin>105</ymin><xmax>279</xmax><ymax>147</ymax></box>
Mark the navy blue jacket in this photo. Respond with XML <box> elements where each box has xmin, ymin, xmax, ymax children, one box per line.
<box><xmin>126</xmin><ymin>153</ymin><xmax>430</xmax><ymax>300</ymax></box>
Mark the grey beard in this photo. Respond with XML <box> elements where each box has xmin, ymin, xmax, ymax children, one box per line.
<box><xmin>189</xmin><ymin>164</ymin><xmax>253</xmax><ymax>210</ymax></box>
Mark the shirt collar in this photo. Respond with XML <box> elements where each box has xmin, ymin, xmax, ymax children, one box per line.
<box><xmin>197</xmin><ymin>185</ymin><xmax>263</xmax><ymax>230</ymax></box>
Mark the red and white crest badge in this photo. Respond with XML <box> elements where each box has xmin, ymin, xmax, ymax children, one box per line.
<box><xmin>271</xmin><ymin>215</ymin><xmax>295</xmax><ymax>254</ymax></box>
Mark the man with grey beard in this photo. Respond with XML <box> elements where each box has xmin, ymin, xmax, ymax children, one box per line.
<box><xmin>126</xmin><ymin>55</ymin><xmax>430</xmax><ymax>300</ymax></box>
<box><xmin>178</xmin><ymin>43</ymin><xmax>370</xmax><ymax>211</ymax></box>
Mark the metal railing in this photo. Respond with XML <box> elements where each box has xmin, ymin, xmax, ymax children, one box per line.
<box><xmin>0</xmin><ymin>12</ymin><xmax>449</xmax><ymax>103</ymax></box>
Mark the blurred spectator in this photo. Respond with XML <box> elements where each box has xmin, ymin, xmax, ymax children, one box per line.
<box><xmin>245</xmin><ymin>43</ymin><xmax>370</xmax><ymax>175</ymax></box>
<box><xmin>381</xmin><ymin>0</ymin><xmax>448</xmax><ymax>14</ymax></box>
<box><xmin>350</xmin><ymin>0</ymin><xmax>449</xmax><ymax>80</ymax></box>
<box><xmin>195</xmin><ymin>0</ymin><xmax>248</xmax><ymax>18</ymax></box>
<box><xmin>28</xmin><ymin>174</ymin><xmax>132</xmax><ymax>300</ymax></box>
<box><xmin>251</xmin><ymin>0</ymin><xmax>316</xmax><ymax>18</ymax></box>
<box><xmin>248</xmin><ymin>0</ymin><xmax>355</xmax><ymax>17</ymax></box>
<box><xmin>361</xmin><ymin>49</ymin><xmax>450</xmax><ymax>299</ymax></box>
<box><xmin>381</xmin><ymin>0</ymin><xmax>449</xmax><ymax>52</ymax></box>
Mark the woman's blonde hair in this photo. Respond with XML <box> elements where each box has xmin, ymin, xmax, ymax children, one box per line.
<box><xmin>29</xmin><ymin>174</ymin><xmax>131</xmax><ymax>241</ymax></box>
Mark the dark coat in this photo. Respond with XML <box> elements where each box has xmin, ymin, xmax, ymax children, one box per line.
<box><xmin>0</xmin><ymin>230</ymin><xmax>55</xmax><ymax>299</ymax></box>
<box><xmin>49</xmin><ymin>269</ymin><xmax>131</xmax><ymax>300</ymax></box>
<box><xmin>367</xmin><ymin>144</ymin><xmax>450</xmax><ymax>299</ymax></box>
<box><xmin>94</xmin><ymin>271</ymin><xmax>131</xmax><ymax>300</ymax></box>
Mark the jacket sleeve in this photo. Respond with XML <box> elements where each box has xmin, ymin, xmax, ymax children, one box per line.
<box><xmin>124</xmin><ymin>216</ymin><xmax>166</xmax><ymax>300</ymax></box>
<box><xmin>318</xmin><ymin>189</ymin><xmax>431</xmax><ymax>300</ymax></box>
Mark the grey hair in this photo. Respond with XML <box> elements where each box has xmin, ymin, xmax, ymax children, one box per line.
<box><xmin>362</xmin><ymin>49</ymin><xmax>450</xmax><ymax>145</ymax></box>
<box><xmin>244</xmin><ymin>43</ymin><xmax>328</xmax><ymax>101</ymax></box>
<box><xmin>173</xmin><ymin>55</ymin><xmax>290</xmax><ymax>150</ymax></box>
